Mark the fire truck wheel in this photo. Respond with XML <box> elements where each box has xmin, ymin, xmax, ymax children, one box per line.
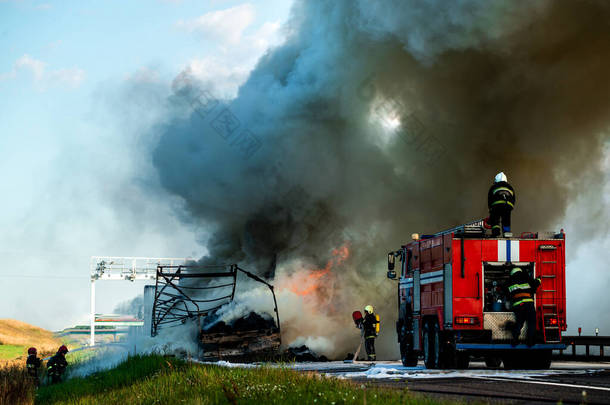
<box><xmin>538</xmin><ymin>350</ymin><xmax>552</xmax><ymax>369</ymax></box>
<box><xmin>455</xmin><ymin>352</ymin><xmax>470</xmax><ymax>369</ymax></box>
<box><xmin>502</xmin><ymin>353</ymin><xmax>524</xmax><ymax>369</ymax></box>
<box><xmin>529</xmin><ymin>350</ymin><xmax>552</xmax><ymax>369</ymax></box>
<box><xmin>423</xmin><ymin>322</ymin><xmax>440</xmax><ymax>369</ymax></box>
<box><xmin>484</xmin><ymin>356</ymin><xmax>502</xmax><ymax>368</ymax></box>
<box><xmin>438</xmin><ymin>337</ymin><xmax>456</xmax><ymax>369</ymax></box>
<box><xmin>400</xmin><ymin>338</ymin><xmax>418</xmax><ymax>367</ymax></box>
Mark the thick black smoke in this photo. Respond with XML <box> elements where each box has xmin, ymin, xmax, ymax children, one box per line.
<box><xmin>152</xmin><ymin>0</ymin><xmax>610</xmax><ymax>357</ymax></box>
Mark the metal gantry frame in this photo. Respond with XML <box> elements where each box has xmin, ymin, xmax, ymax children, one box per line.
<box><xmin>89</xmin><ymin>256</ymin><xmax>188</xmax><ymax>346</ymax></box>
<box><xmin>151</xmin><ymin>264</ymin><xmax>281</xmax><ymax>342</ymax></box>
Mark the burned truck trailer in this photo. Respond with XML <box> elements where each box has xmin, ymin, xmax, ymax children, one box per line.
<box><xmin>150</xmin><ymin>264</ymin><xmax>281</xmax><ymax>360</ymax></box>
<box><xmin>387</xmin><ymin>220</ymin><xmax>567</xmax><ymax>369</ymax></box>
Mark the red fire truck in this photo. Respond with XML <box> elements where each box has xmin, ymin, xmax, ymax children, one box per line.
<box><xmin>387</xmin><ymin>220</ymin><xmax>567</xmax><ymax>369</ymax></box>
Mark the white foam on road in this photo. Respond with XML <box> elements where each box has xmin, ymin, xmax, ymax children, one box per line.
<box><xmin>199</xmin><ymin>359</ymin><xmax>610</xmax><ymax>382</ymax></box>
<box><xmin>337</xmin><ymin>362</ymin><xmax>600</xmax><ymax>380</ymax></box>
<box><xmin>194</xmin><ymin>360</ymin><xmax>258</xmax><ymax>368</ymax></box>
<box><xmin>473</xmin><ymin>376</ymin><xmax>610</xmax><ymax>392</ymax></box>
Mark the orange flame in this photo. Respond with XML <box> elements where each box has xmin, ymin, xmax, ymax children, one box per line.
<box><xmin>282</xmin><ymin>243</ymin><xmax>350</xmax><ymax>297</ymax></box>
<box><xmin>291</xmin><ymin>269</ymin><xmax>330</xmax><ymax>296</ymax></box>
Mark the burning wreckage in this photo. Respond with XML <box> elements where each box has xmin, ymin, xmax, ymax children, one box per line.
<box><xmin>148</xmin><ymin>264</ymin><xmax>283</xmax><ymax>360</ymax></box>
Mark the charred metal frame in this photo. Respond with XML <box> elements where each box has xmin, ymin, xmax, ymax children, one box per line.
<box><xmin>150</xmin><ymin>264</ymin><xmax>280</xmax><ymax>341</ymax></box>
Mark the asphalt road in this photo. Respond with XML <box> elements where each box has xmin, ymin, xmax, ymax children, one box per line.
<box><xmin>291</xmin><ymin>361</ymin><xmax>610</xmax><ymax>404</ymax></box>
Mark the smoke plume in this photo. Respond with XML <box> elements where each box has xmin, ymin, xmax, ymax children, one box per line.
<box><xmin>152</xmin><ymin>0</ymin><xmax>610</xmax><ymax>358</ymax></box>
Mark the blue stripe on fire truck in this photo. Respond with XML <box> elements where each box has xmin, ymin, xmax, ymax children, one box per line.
<box><xmin>497</xmin><ymin>240</ymin><xmax>519</xmax><ymax>262</ymax></box>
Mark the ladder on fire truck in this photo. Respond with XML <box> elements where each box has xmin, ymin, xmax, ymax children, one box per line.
<box><xmin>538</xmin><ymin>245</ymin><xmax>562</xmax><ymax>342</ymax></box>
<box><xmin>432</xmin><ymin>218</ymin><xmax>486</xmax><ymax>237</ymax></box>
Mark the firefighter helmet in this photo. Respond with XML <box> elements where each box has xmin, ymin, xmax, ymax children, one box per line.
<box><xmin>364</xmin><ymin>305</ymin><xmax>374</xmax><ymax>314</ymax></box>
<box><xmin>58</xmin><ymin>345</ymin><xmax>68</xmax><ymax>354</ymax></box>
<box><xmin>494</xmin><ymin>172</ymin><xmax>507</xmax><ymax>183</ymax></box>
<box><xmin>510</xmin><ymin>267</ymin><xmax>523</xmax><ymax>276</ymax></box>
<box><xmin>27</xmin><ymin>347</ymin><xmax>37</xmax><ymax>355</ymax></box>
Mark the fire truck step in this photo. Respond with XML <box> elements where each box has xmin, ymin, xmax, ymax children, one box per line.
<box><xmin>541</xmin><ymin>289</ymin><xmax>556</xmax><ymax>292</ymax></box>
<box><xmin>543</xmin><ymin>313</ymin><xmax>558</xmax><ymax>317</ymax></box>
<box><xmin>540</xmin><ymin>275</ymin><xmax>556</xmax><ymax>278</ymax></box>
<box><xmin>542</xmin><ymin>261</ymin><xmax>557</xmax><ymax>264</ymax></box>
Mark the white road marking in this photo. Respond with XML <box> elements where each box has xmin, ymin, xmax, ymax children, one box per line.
<box><xmin>473</xmin><ymin>375</ymin><xmax>610</xmax><ymax>392</ymax></box>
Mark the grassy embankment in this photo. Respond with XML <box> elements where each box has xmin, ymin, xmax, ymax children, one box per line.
<box><xmin>0</xmin><ymin>319</ymin><xmax>94</xmax><ymax>405</ymax></box>
<box><xmin>0</xmin><ymin>319</ymin><xmax>65</xmax><ymax>363</ymax></box>
<box><xmin>0</xmin><ymin>320</ymin><xmax>462</xmax><ymax>404</ymax></box>
<box><xmin>31</xmin><ymin>354</ymin><xmax>460</xmax><ymax>405</ymax></box>
<box><xmin>0</xmin><ymin>319</ymin><xmax>67</xmax><ymax>405</ymax></box>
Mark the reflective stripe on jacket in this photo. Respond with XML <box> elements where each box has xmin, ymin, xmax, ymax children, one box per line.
<box><xmin>507</xmin><ymin>272</ymin><xmax>540</xmax><ymax>308</ymax></box>
<box><xmin>488</xmin><ymin>181</ymin><xmax>516</xmax><ymax>209</ymax></box>
<box><xmin>47</xmin><ymin>353</ymin><xmax>67</xmax><ymax>375</ymax></box>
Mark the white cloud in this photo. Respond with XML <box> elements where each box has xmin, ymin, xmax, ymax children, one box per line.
<box><xmin>251</xmin><ymin>21</ymin><xmax>282</xmax><ymax>51</ymax></box>
<box><xmin>176</xmin><ymin>3</ymin><xmax>256</xmax><ymax>45</ymax></box>
<box><xmin>180</xmin><ymin>15</ymin><xmax>285</xmax><ymax>98</ymax></box>
<box><xmin>0</xmin><ymin>54</ymin><xmax>85</xmax><ymax>88</ymax></box>
<box><xmin>15</xmin><ymin>54</ymin><xmax>46</xmax><ymax>80</ymax></box>
<box><xmin>182</xmin><ymin>56</ymin><xmax>251</xmax><ymax>98</ymax></box>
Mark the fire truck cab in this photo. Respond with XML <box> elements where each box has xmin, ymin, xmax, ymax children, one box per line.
<box><xmin>387</xmin><ymin>220</ymin><xmax>567</xmax><ymax>369</ymax></box>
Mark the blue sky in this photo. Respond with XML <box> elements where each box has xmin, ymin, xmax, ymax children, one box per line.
<box><xmin>0</xmin><ymin>0</ymin><xmax>293</xmax><ymax>330</ymax></box>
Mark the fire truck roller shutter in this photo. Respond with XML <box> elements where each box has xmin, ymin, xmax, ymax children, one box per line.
<box><xmin>443</xmin><ymin>263</ymin><xmax>452</xmax><ymax>327</ymax></box>
<box><xmin>413</xmin><ymin>269</ymin><xmax>421</xmax><ymax>351</ymax></box>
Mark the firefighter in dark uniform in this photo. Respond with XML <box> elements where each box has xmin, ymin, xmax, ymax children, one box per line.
<box><xmin>47</xmin><ymin>345</ymin><xmax>69</xmax><ymax>384</ymax></box>
<box><xmin>26</xmin><ymin>347</ymin><xmax>42</xmax><ymax>385</ymax></box>
<box><xmin>362</xmin><ymin>305</ymin><xmax>379</xmax><ymax>361</ymax></box>
<box><xmin>488</xmin><ymin>172</ymin><xmax>515</xmax><ymax>237</ymax></box>
<box><xmin>507</xmin><ymin>267</ymin><xmax>541</xmax><ymax>346</ymax></box>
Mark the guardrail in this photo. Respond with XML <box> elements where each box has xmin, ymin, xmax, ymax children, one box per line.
<box><xmin>554</xmin><ymin>335</ymin><xmax>610</xmax><ymax>362</ymax></box>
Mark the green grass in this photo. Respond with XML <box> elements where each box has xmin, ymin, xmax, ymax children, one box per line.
<box><xmin>63</xmin><ymin>348</ymin><xmax>97</xmax><ymax>365</ymax></box>
<box><xmin>0</xmin><ymin>344</ymin><xmax>26</xmax><ymax>360</ymax></box>
<box><xmin>34</xmin><ymin>355</ymin><xmax>458</xmax><ymax>405</ymax></box>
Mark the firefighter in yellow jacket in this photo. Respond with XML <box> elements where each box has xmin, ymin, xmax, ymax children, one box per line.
<box><xmin>362</xmin><ymin>305</ymin><xmax>380</xmax><ymax>361</ymax></box>
<box><xmin>507</xmin><ymin>267</ymin><xmax>541</xmax><ymax>347</ymax></box>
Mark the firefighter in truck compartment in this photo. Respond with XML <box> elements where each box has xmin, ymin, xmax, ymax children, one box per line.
<box><xmin>507</xmin><ymin>267</ymin><xmax>541</xmax><ymax>346</ymax></box>
<box><xmin>488</xmin><ymin>172</ymin><xmax>515</xmax><ymax>237</ymax></box>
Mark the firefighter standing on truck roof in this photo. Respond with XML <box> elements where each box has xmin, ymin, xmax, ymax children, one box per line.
<box><xmin>26</xmin><ymin>347</ymin><xmax>42</xmax><ymax>386</ymax></box>
<box><xmin>363</xmin><ymin>305</ymin><xmax>379</xmax><ymax>361</ymax></box>
<box><xmin>488</xmin><ymin>172</ymin><xmax>515</xmax><ymax>237</ymax></box>
<box><xmin>507</xmin><ymin>267</ymin><xmax>541</xmax><ymax>347</ymax></box>
<box><xmin>47</xmin><ymin>345</ymin><xmax>69</xmax><ymax>384</ymax></box>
